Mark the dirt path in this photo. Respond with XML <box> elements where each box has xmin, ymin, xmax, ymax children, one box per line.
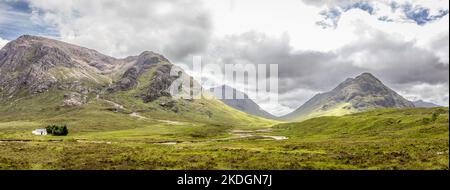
<box><xmin>129</xmin><ymin>112</ymin><xmax>147</xmax><ymax>119</ymax></box>
<box><xmin>99</xmin><ymin>98</ymin><xmax>125</xmax><ymax>110</ymax></box>
<box><xmin>129</xmin><ymin>112</ymin><xmax>184</xmax><ymax>125</ymax></box>
<box><xmin>97</xmin><ymin>96</ymin><xmax>184</xmax><ymax>126</ymax></box>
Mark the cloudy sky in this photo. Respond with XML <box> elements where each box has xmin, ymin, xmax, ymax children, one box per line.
<box><xmin>0</xmin><ymin>0</ymin><xmax>449</xmax><ymax>116</ymax></box>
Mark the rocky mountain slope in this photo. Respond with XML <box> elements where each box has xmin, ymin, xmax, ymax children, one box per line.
<box><xmin>0</xmin><ymin>35</ymin><xmax>115</xmax><ymax>97</ymax></box>
<box><xmin>413</xmin><ymin>100</ymin><xmax>442</xmax><ymax>108</ymax></box>
<box><xmin>209</xmin><ymin>85</ymin><xmax>277</xmax><ymax>119</ymax></box>
<box><xmin>0</xmin><ymin>35</ymin><xmax>270</xmax><ymax>127</ymax></box>
<box><xmin>282</xmin><ymin>73</ymin><xmax>415</xmax><ymax>121</ymax></box>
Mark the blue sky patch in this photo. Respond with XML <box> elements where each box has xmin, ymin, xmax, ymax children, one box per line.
<box><xmin>402</xmin><ymin>4</ymin><xmax>449</xmax><ymax>25</ymax></box>
<box><xmin>378</xmin><ymin>16</ymin><xmax>393</xmax><ymax>22</ymax></box>
<box><xmin>317</xmin><ymin>2</ymin><xmax>375</xmax><ymax>29</ymax></box>
<box><xmin>343</xmin><ymin>2</ymin><xmax>374</xmax><ymax>15</ymax></box>
<box><xmin>0</xmin><ymin>0</ymin><xmax>58</xmax><ymax>40</ymax></box>
<box><xmin>316</xmin><ymin>8</ymin><xmax>341</xmax><ymax>28</ymax></box>
<box><xmin>316</xmin><ymin>1</ymin><xmax>449</xmax><ymax>28</ymax></box>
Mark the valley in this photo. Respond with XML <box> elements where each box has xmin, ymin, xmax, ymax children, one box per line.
<box><xmin>0</xmin><ymin>107</ymin><xmax>448</xmax><ymax>170</ymax></box>
<box><xmin>0</xmin><ymin>35</ymin><xmax>448</xmax><ymax>170</ymax></box>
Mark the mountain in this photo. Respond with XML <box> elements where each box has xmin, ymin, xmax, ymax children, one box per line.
<box><xmin>0</xmin><ymin>35</ymin><xmax>271</xmax><ymax>129</ymax></box>
<box><xmin>282</xmin><ymin>73</ymin><xmax>415</xmax><ymax>121</ymax></box>
<box><xmin>0</xmin><ymin>35</ymin><xmax>116</xmax><ymax>98</ymax></box>
<box><xmin>209</xmin><ymin>85</ymin><xmax>277</xmax><ymax>119</ymax></box>
<box><xmin>413</xmin><ymin>100</ymin><xmax>442</xmax><ymax>108</ymax></box>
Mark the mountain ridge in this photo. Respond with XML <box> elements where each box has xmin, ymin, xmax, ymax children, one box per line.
<box><xmin>209</xmin><ymin>85</ymin><xmax>277</xmax><ymax>119</ymax></box>
<box><xmin>281</xmin><ymin>72</ymin><xmax>415</xmax><ymax>121</ymax></box>
<box><xmin>1</xmin><ymin>35</ymin><xmax>421</xmax><ymax>123</ymax></box>
<box><xmin>0</xmin><ymin>35</ymin><xmax>271</xmax><ymax>127</ymax></box>
<box><xmin>413</xmin><ymin>99</ymin><xmax>442</xmax><ymax>108</ymax></box>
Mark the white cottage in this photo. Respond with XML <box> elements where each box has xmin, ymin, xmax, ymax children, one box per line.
<box><xmin>32</xmin><ymin>129</ymin><xmax>47</xmax><ymax>135</ymax></box>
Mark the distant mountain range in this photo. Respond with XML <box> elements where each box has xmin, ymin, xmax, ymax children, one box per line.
<box><xmin>209</xmin><ymin>85</ymin><xmax>277</xmax><ymax>119</ymax></box>
<box><xmin>413</xmin><ymin>100</ymin><xmax>442</xmax><ymax>108</ymax></box>
<box><xmin>0</xmin><ymin>35</ymin><xmax>444</xmax><ymax>124</ymax></box>
<box><xmin>209</xmin><ymin>73</ymin><xmax>436</xmax><ymax>121</ymax></box>
<box><xmin>281</xmin><ymin>73</ymin><xmax>415</xmax><ymax>121</ymax></box>
<box><xmin>0</xmin><ymin>35</ymin><xmax>267</xmax><ymax>126</ymax></box>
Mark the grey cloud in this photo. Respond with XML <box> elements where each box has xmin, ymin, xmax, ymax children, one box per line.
<box><xmin>28</xmin><ymin>0</ymin><xmax>212</xmax><ymax>61</ymax></box>
<box><xmin>339</xmin><ymin>30</ymin><xmax>449</xmax><ymax>86</ymax></box>
<box><xmin>429</xmin><ymin>33</ymin><xmax>449</xmax><ymax>63</ymax></box>
<box><xmin>25</xmin><ymin>0</ymin><xmax>449</xmax><ymax>111</ymax></box>
<box><xmin>202</xmin><ymin>31</ymin><xmax>364</xmax><ymax>93</ymax></box>
<box><xmin>0</xmin><ymin>37</ymin><xmax>8</xmax><ymax>48</ymax></box>
<box><xmin>392</xmin><ymin>83</ymin><xmax>449</xmax><ymax>106</ymax></box>
<box><xmin>197</xmin><ymin>29</ymin><xmax>448</xmax><ymax>110</ymax></box>
<box><xmin>301</xmin><ymin>0</ymin><xmax>358</xmax><ymax>7</ymax></box>
<box><xmin>431</xmin><ymin>33</ymin><xmax>449</xmax><ymax>51</ymax></box>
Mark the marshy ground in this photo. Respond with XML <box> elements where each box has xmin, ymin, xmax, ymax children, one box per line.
<box><xmin>0</xmin><ymin>107</ymin><xmax>448</xmax><ymax>170</ymax></box>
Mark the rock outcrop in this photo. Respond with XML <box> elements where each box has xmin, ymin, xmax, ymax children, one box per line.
<box><xmin>0</xmin><ymin>35</ymin><xmax>179</xmax><ymax>106</ymax></box>
<box><xmin>63</xmin><ymin>92</ymin><xmax>87</xmax><ymax>107</ymax></box>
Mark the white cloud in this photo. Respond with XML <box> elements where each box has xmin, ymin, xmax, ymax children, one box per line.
<box><xmin>23</xmin><ymin>0</ymin><xmax>449</xmax><ymax>114</ymax></box>
<box><xmin>0</xmin><ymin>37</ymin><xmax>8</xmax><ymax>49</ymax></box>
<box><xmin>28</xmin><ymin>0</ymin><xmax>212</xmax><ymax>60</ymax></box>
<box><xmin>397</xmin><ymin>83</ymin><xmax>449</xmax><ymax>106</ymax></box>
<box><xmin>200</xmin><ymin>0</ymin><xmax>449</xmax><ymax>55</ymax></box>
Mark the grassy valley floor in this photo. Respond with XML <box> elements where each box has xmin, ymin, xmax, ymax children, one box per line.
<box><xmin>0</xmin><ymin>107</ymin><xmax>448</xmax><ymax>170</ymax></box>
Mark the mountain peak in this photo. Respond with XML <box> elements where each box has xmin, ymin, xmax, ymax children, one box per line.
<box><xmin>0</xmin><ymin>35</ymin><xmax>119</xmax><ymax>97</ymax></box>
<box><xmin>139</xmin><ymin>50</ymin><xmax>159</xmax><ymax>56</ymax></box>
<box><xmin>282</xmin><ymin>72</ymin><xmax>414</xmax><ymax>121</ymax></box>
<box><xmin>9</xmin><ymin>35</ymin><xmax>60</xmax><ymax>47</ymax></box>
<box><xmin>1</xmin><ymin>35</ymin><xmax>179</xmax><ymax>106</ymax></box>
<box><xmin>354</xmin><ymin>72</ymin><xmax>382</xmax><ymax>83</ymax></box>
<box><xmin>334</xmin><ymin>72</ymin><xmax>384</xmax><ymax>92</ymax></box>
<box><xmin>2</xmin><ymin>35</ymin><xmax>109</xmax><ymax>63</ymax></box>
<box><xmin>16</xmin><ymin>34</ymin><xmax>44</xmax><ymax>40</ymax></box>
<box><xmin>356</xmin><ymin>72</ymin><xmax>376</xmax><ymax>79</ymax></box>
<box><xmin>413</xmin><ymin>99</ymin><xmax>442</xmax><ymax>108</ymax></box>
<box><xmin>16</xmin><ymin>34</ymin><xmax>39</xmax><ymax>41</ymax></box>
<box><xmin>136</xmin><ymin>51</ymin><xmax>169</xmax><ymax>65</ymax></box>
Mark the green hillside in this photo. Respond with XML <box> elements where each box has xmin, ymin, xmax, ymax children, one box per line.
<box><xmin>0</xmin><ymin>36</ymin><xmax>274</xmax><ymax>138</ymax></box>
<box><xmin>275</xmin><ymin>107</ymin><xmax>449</xmax><ymax>141</ymax></box>
<box><xmin>0</xmin><ymin>107</ymin><xmax>447</xmax><ymax>170</ymax></box>
<box><xmin>0</xmin><ymin>74</ymin><xmax>273</xmax><ymax>141</ymax></box>
<box><xmin>282</xmin><ymin>73</ymin><xmax>415</xmax><ymax>121</ymax></box>
<box><xmin>0</xmin><ymin>36</ymin><xmax>447</xmax><ymax>170</ymax></box>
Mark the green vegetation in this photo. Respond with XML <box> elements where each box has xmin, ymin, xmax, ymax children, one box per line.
<box><xmin>1</xmin><ymin>36</ymin><xmax>446</xmax><ymax>170</ymax></box>
<box><xmin>294</xmin><ymin>102</ymin><xmax>359</xmax><ymax>121</ymax></box>
<box><xmin>273</xmin><ymin>107</ymin><xmax>449</xmax><ymax>141</ymax></box>
<box><xmin>46</xmin><ymin>125</ymin><xmax>69</xmax><ymax>136</ymax></box>
<box><xmin>0</xmin><ymin>107</ymin><xmax>448</xmax><ymax>170</ymax></box>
